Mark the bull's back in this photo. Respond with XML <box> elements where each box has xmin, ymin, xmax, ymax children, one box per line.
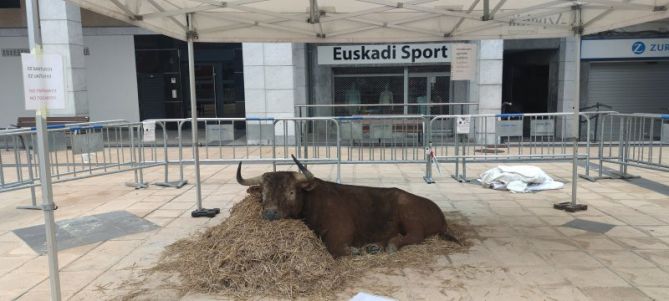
<box><xmin>321</xmin><ymin>181</ymin><xmax>445</xmax><ymax>242</ymax></box>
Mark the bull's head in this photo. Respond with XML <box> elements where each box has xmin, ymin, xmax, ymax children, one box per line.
<box><xmin>236</xmin><ymin>155</ymin><xmax>316</xmax><ymax>221</ymax></box>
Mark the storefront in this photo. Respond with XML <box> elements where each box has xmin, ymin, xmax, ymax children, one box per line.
<box><xmin>308</xmin><ymin>43</ymin><xmax>470</xmax><ymax>117</ymax></box>
<box><xmin>581</xmin><ymin>38</ymin><xmax>669</xmax><ymax>114</ymax></box>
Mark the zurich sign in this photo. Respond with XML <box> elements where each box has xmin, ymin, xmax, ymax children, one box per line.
<box><xmin>632</xmin><ymin>41</ymin><xmax>645</xmax><ymax>55</ymax></box>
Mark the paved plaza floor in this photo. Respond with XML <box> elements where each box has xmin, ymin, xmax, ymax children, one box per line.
<box><xmin>1</xmin><ymin>161</ymin><xmax>669</xmax><ymax>300</ymax></box>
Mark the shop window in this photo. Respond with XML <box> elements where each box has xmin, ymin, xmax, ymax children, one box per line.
<box><xmin>333</xmin><ymin>67</ymin><xmax>404</xmax><ymax>116</ymax></box>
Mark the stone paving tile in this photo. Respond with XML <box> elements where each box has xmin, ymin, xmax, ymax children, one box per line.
<box><xmin>615</xmin><ymin>268</ymin><xmax>669</xmax><ymax>287</ymax></box>
<box><xmin>569</xmin><ymin>235</ymin><xmax>627</xmax><ymax>251</ymax></box>
<box><xmin>538</xmin><ymin>286</ymin><xmax>591</xmax><ymax>301</ymax></box>
<box><xmin>590</xmin><ymin>250</ymin><xmax>657</xmax><ymax>268</ymax></box>
<box><xmin>637</xmin><ymin>287</ymin><xmax>669</xmax><ymax>301</ymax></box>
<box><xmin>539</xmin><ymin>250</ymin><xmax>604</xmax><ymax>268</ymax></box>
<box><xmin>558</xmin><ymin>267</ymin><xmax>631</xmax><ymax>287</ymax></box>
<box><xmin>580</xmin><ymin>287</ymin><xmax>652</xmax><ymax>301</ymax></box>
<box><xmin>638</xmin><ymin>225</ymin><xmax>669</xmax><ymax>237</ymax></box>
<box><xmin>635</xmin><ymin>250</ymin><xmax>669</xmax><ymax>267</ymax></box>
<box><xmin>613</xmin><ymin>236</ymin><xmax>669</xmax><ymax>250</ymax></box>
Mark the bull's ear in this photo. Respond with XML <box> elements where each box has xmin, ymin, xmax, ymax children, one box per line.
<box><xmin>300</xmin><ymin>180</ymin><xmax>318</xmax><ymax>191</ymax></box>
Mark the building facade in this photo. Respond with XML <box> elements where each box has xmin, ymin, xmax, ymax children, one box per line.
<box><xmin>1</xmin><ymin>0</ymin><xmax>668</xmax><ymax>129</ymax></box>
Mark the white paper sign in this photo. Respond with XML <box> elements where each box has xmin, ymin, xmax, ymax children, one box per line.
<box><xmin>451</xmin><ymin>44</ymin><xmax>477</xmax><ymax>81</ymax></box>
<box><xmin>143</xmin><ymin>121</ymin><xmax>156</xmax><ymax>142</ymax></box>
<box><xmin>21</xmin><ymin>53</ymin><xmax>65</xmax><ymax>110</ymax></box>
<box><xmin>456</xmin><ymin>116</ymin><xmax>471</xmax><ymax>134</ymax></box>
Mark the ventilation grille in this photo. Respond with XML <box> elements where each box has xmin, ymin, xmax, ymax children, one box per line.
<box><xmin>1</xmin><ymin>47</ymin><xmax>91</xmax><ymax>57</ymax></box>
<box><xmin>1</xmin><ymin>48</ymin><xmax>29</xmax><ymax>57</ymax></box>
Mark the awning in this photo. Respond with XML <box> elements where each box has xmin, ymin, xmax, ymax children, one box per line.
<box><xmin>67</xmin><ymin>0</ymin><xmax>669</xmax><ymax>43</ymax></box>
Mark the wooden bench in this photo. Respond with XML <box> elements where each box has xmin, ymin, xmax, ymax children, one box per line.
<box><xmin>13</xmin><ymin>116</ymin><xmax>90</xmax><ymax>129</ymax></box>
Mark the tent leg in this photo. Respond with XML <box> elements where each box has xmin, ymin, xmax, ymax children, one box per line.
<box><xmin>555</xmin><ymin>17</ymin><xmax>587</xmax><ymax>213</ymax></box>
<box><xmin>26</xmin><ymin>0</ymin><xmax>62</xmax><ymax>299</ymax></box>
<box><xmin>186</xmin><ymin>14</ymin><xmax>220</xmax><ymax>218</ymax></box>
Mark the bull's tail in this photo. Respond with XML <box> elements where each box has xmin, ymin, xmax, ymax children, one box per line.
<box><xmin>439</xmin><ymin>224</ymin><xmax>462</xmax><ymax>246</ymax></box>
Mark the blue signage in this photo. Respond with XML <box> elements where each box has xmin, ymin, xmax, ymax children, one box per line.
<box><xmin>632</xmin><ymin>41</ymin><xmax>645</xmax><ymax>55</ymax></box>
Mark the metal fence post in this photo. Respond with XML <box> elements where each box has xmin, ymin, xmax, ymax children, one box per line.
<box><xmin>423</xmin><ymin>117</ymin><xmax>434</xmax><ymax>184</ymax></box>
<box><xmin>154</xmin><ymin>121</ymin><xmax>187</xmax><ymax>188</ymax></box>
<box><xmin>187</xmin><ymin>14</ymin><xmax>220</xmax><ymax>218</ymax></box>
<box><xmin>25</xmin><ymin>0</ymin><xmax>62</xmax><ymax>298</ymax></box>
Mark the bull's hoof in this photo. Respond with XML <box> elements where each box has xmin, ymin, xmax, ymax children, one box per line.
<box><xmin>350</xmin><ymin>247</ymin><xmax>361</xmax><ymax>256</ymax></box>
<box><xmin>386</xmin><ymin>243</ymin><xmax>398</xmax><ymax>254</ymax></box>
<box><xmin>365</xmin><ymin>244</ymin><xmax>383</xmax><ymax>255</ymax></box>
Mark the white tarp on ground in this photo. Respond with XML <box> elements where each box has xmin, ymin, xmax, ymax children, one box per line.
<box><xmin>478</xmin><ymin>165</ymin><xmax>565</xmax><ymax>193</ymax></box>
<box><xmin>66</xmin><ymin>0</ymin><xmax>669</xmax><ymax>43</ymax></box>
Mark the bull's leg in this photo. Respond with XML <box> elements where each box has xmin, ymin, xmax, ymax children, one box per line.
<box><xmin>386</xmin><ymin>228</ymin><xmax>424</xmax><ymax>254</ymax></box>
<box><xmin>324</xmin><ymin>228</ymin><xmax>356</xmax><ymax>258</ymax></box>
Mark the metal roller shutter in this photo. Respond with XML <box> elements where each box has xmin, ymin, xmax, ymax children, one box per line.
<box><xmin>585</xmin><ymin>62</ymin><xmax>669</xmax><ymax>140</ymax></box>
<box><xmin>586</xmin><ymin>62</ymin><xmax>669</xmax><ymax>114</ymax></box>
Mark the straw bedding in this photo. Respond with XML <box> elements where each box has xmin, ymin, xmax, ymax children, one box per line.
<box><xmin>153</xmin><ymin>188</ymin><xmax>472</xmax><ymax>300</ymax></box>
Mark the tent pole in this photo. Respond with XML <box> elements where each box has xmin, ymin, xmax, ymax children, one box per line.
<box><xmin>26</xmin><ymin>0</ymin><xmax>62</xmax><ymax>300</ymax></box>
<box><xmin>187</xmin><ymin>13</ymin><xmax>220</xmax><ymax>218</ymax></box>
<box><xmin>555</xmin><ymin>5</ymin><xmax>587</xmax><ymax>212</ymax></box>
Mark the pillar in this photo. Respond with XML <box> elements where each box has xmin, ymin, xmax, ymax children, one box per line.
<box><xmin>39</xmin><ymin>0</ymin><xmax>88</xmax><ymax>116</ymax></box>
<box><xmin>558</xmin><ymin>36</ymin><xmax>579</xmax><ymax>138</ymax></box>
<box><xmin>469</xmin><ymin>39</ymin><xmax>503</xmax><ymax>143</ymax></box>
<box><xmin>242</xmin><ymin>43</ymin><xmax>306</xmax><ymax>145</ymax></box>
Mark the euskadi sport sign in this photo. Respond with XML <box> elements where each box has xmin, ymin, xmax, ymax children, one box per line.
<box><xmin>317</xmin><ymin>43</ymin><xmax>451</xmax><ymax>65</ymax></box>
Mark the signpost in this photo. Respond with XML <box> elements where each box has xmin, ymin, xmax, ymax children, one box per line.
<box><xmin>23</xmin><ymin>0</ymin><xmax>62</xmax><ymax>300</ymax></box>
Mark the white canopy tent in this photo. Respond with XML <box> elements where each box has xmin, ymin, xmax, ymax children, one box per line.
<box><xmin>34</xmin><ymin>0</ymin><xmax>667</xmax><ymax>299</ymax></box>
<box><xmin>65</xmin><ymin>0</ymin><xmax>669</xmax><ymax>224</ymax></box>
<box><xmin>68</xmin><ymin>0</ymin><xmax>667</xmax><ymax>42</ymax></box>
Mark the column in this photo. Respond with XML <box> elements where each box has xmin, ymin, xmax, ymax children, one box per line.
<box><xmin>469</xmin><ymin>39</ymin><xmax>503</xmax><ymax>143</ymax></box>
<box><xmin>558</xmin><ymin>36</ymin><xmax>579</xmax><ymax>138</ymax></box>
<box><xmin>39</xmin><ymin>0</ymin><xmax>88</xmax><ymax>116</ymax></box>
<box><xmin>243</xmin><ymin>43</ymin><xmax>306</xmax><ymax>145</ymax></box>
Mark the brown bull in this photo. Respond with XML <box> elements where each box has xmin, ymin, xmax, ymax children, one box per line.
<box><xmin>236</xmin><ymin>155</ymin><xmax>455</xmax><ymax>258</ymax></box>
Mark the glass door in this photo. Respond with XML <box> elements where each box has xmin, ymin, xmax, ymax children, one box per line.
<box><xmin>430</xmin><ymin>75</ymin><xmax>450</xmax><ymax>115</ymax></box>
<box><xmin>193</xmin><ymin>64</ymin><xmax>217</xmax><ymax>118</ymax></box>
<box><xmin>408</xmin><ymin>73</ymin><xmax>450</xmax><ymax>115</ymax></box>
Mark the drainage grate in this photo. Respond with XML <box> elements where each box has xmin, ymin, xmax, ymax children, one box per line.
<box><xmin>562</xmin><ymin>218</ymin><xmax>615</xmax><ymax>234</ymax></box>
<box><xmin>13</xmin><ymin>211</ymin><xmax>158</xmax><ymax>255</ymax></box>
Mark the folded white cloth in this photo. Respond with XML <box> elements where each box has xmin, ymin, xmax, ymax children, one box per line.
<box><xmin>478</xmin><ymin>165</ymin><xmax>564</xmax><ymax>193</ymax></box>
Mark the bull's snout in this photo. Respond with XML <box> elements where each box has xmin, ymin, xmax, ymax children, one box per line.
<box><xmin>262</xmin><ymin>209</ymin><xmax>280</xmax><ymax>221</ymax></box>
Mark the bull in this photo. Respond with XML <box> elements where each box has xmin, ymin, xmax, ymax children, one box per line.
<box><xmin>236</xmin><ymin>155</ymin><xmax>456</xmax><ymax>258</ymax></box>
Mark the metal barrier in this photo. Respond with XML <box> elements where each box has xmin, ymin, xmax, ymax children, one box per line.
<box><xmin>142</xmin><ymin>117</ymin><xmax>341</xmax><ymax>185</ymax></box>
<box><xmin>585</xmin><ymin>113</ymin><xmax>669</xmax><ymax>181</ymax></box>
<box><xmin>425</xmin><ymin>112</ymin><xmax>594</xmax><ymax>183</ymax></box>
<box><xmin>296</xmin><ymin>102</ymin><xmax>478</xmax><ymax>118</ymax></box>
<box><xmin>336</xmin><ymin>115</ymin><xmax>428</xmax><ymax>165</ymax></box>
<box><xmin>6</xmin><ymin>111</ymin><xmax>669</xmax><ymax>213</ymax></box>
<box><xmin>0</xmin><ymin>121</ymin><xmax>160</xmax><ymax>209</ymax></box>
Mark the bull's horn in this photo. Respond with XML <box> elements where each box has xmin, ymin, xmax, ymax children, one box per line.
<box><xmin>236</xmin><ymin>162</ymin><xmax>263</xmax><ymax>186</ymax></box>
<box><xmin>291</xmin><ymin>155</ymin><xmax>314</xmax><ymax>180</ymax></box>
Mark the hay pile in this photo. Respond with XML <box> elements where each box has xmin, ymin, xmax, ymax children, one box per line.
<box><xmin>153</xmin><ymin>188</ymin><xmax>471</xmax><ymax>300</ymax></box>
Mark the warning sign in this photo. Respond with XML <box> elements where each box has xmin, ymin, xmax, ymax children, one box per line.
<box><xmin>143</xmin><ymin>121</ymin><xmax>156</xmax><ymax>142</ymax></box>
<box><xmin>456</xmin><ymin>116</ymin><xmax>471</xmax><ymax>134</ymax></box>
<box><xmin>21</xmin><ymin>54</ymin><xmax>65</xmax><ymax>110</ymax></box>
